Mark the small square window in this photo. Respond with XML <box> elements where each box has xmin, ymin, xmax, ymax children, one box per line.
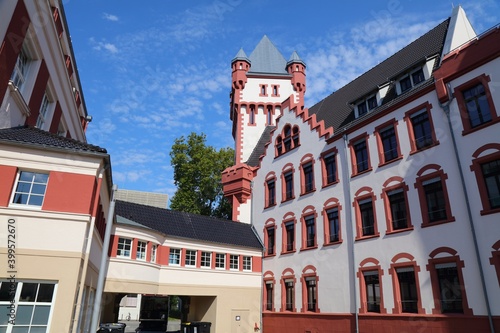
<box><xmin>230</xmin><ymin>254</ymin><xmax>239</xmax><ymax>270</ymax></box>
<box><xmin>201</xmin><ymin>251</ymin><xmax>212</xmax><ymax>268</ymax></box>
<box><xmin>136</xmin><ymin>241</ymin><xmax>147</xmax><ymax>261</ymax></box>
<box><xmin>215</xmin><ymin>253</ymin><xmax>226</xmax><ymax>269</ymax></box>
<box><xmin>243</xmin><ymin>256</ymin><xmax>252</xmax><ymax>271</ymax></box>
<box><xmin>12</xmin><ymin>171</ymin><xmax>49</xmax><ymax>207</ymax></box>
<box><xmin>169</xmin><ymin>248</ymin><xmax>181</xmax><ymax>265</ymax></box>
<box><xmin>185</xmin><ymin>250</ymin><xmax>197</xmax><ymax>266</ymax></box>
<box><xmin>117</xmin><ymin>238</ymin><xmax>132</xmax><ymax>258</ymax></box>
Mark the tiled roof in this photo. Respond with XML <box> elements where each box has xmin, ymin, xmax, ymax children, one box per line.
<box><xmin>115</xmin><ymin>200</ymin><xmax>263</xmax><ymax>250</ymax></box>
<box><xmin>248</xmin><ymin>35</ymin><xmax>289</xmax><ymax>75</ymax></box>
<box><xmin>309</xmin><ymin>19</ymin><xmax>450</xmax><ymax>131</ymax></box>
<box><xmin>0</xmin><ymin>126</ymin><xmax>107</xmax><ymax>153</ymax></box>
<box><xmin>246</xmin><ymin>126</ymin><xmax>275</xmax><ymax>167</ymax></box>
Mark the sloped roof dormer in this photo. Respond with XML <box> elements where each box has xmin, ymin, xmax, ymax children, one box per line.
<box><xmin>248</xmin><ymin>35</ymin><xmax>289</xmax><ymax>75</ymax></box>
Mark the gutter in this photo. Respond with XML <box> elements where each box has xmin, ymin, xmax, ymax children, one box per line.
<box><xmin>438</xmin><ymin>84</ymin><xmax>495</xmax><ymax>333</ymax></box>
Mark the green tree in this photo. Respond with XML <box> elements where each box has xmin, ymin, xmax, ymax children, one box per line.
<box><xmin>169</xmin><ymin>132</ymin><xmax>234</xmax><ymax>219</ymax></box>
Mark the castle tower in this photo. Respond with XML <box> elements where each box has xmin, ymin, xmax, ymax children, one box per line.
<box><xmin>224</xmin><ymin>36</ymin><xmax>307</xmax><ymax>222</ymax></box>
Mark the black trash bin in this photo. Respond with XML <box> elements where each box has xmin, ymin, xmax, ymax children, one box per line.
<box><xmin>181</xmin><ymin>322</ymin><xmax>194</xmax><ymax>333</ymax></box>
<box><xmin>96</xmin><ymin>322</ymin><xmax>126</xmax><ymax>333</ymax></box>
<box><xmin>191</xmin><ymin>322</ymin><xmax>211</xmax><ymax>333</ymax></box>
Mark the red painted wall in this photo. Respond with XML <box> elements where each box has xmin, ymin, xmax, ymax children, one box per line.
<box><xmin>43</xmin><ymin>171</ymin><xmax>95</xmax><ymax>214</ymax></box>
<box><xmin>263</xmin><ymin>313</ymin><xmax>500</xmax><ymax>333</ymax></box>
<box><xmin>0</xmin><ymin>0</ymin><xmax>29</xmax><ymax>103</ymax></box>
<box><xmin>0</xmin><ymin>165</ymin><xmax>17</xmax><ymax>206</ymax></box>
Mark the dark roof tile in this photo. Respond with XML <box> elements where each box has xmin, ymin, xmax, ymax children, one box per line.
<box><xmin>115</xmin><ymin>200</ymin><xmax>263</xmax><ymax>249</ymax></box>
<box><xmin>0</xmin><ymin>126</ymin><xmax>107</xmax><ymax>153</ymax></box>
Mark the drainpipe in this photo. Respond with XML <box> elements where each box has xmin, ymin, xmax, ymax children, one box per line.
<box><xmin>71</xmin><ymin>168</ymin><xmax>104</xmax><ymax>333</ymax></box>
<box><xmin>438</xmin><ymin>85</ymin><xmax>495</xmax><ymax>333</ymax></box>
<box><xmin>90</xmin><ymin>184</ymin><xmax>118</xmax><ymax>332</ymax></box>
<box><xmin>342</xmin><ymin>133</ymin><xmax>359</xmax><ymax>333</ymax></box>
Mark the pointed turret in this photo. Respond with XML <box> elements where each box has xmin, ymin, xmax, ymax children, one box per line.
<box><xmin>231</xmin><ymin>48</ymin><xmax>251</xmax><ymax>90</ymax></box>
<box><xmin>287</xmin><ymin>51</ymin><xmax>306</xmax><ymax>95</ymax></box>
<box><xmin>248</xmin><ymin>35</ymin><xmax>288</xmax><ymax>74</ymax></box>
<box><xmin>442</xmin><ymin>5</ymin><xmax>477</xmax><ymax>55</ymax></box>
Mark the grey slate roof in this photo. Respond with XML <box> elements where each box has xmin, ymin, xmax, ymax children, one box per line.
<box><xmin>246</xmin><ymin>126</ymin><xmax>275</xmax><ymax>167</ymax></box>
<box><xmin>115</xmin><ymin>200</ymin><xmax>263</xmax><ymax>250</ymax></box>
<box><xmin>248</xmin><ymin>35</ymin><xmax>289</xmax><ymax>75</ymax></box>
<box><xmin>309</xmin><ymin>19</ymin><xmax>450</xmax><ymax>132</ymax></box>
<box><xmin>287</xmin><ymin>51</ymin><xmax>305</xmax><ymax>67</ymax></box>
<box><xmin>232</xmin><ymin>48</ymin><xmax>250</xmax><ymax>63</ymax></box>
<box><xmin>0</xmin><ymin>126</ymin><xmax>107</xmax><ymax>153</ymax></box>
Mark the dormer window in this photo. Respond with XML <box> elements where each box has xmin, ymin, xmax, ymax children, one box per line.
<box><xmin>356</xmin><ymin>95</ymin><xmax>378</xmax><ymax>118</ymax></box>
<box><xmin>399</xmin><ymin>67</ymin><xmax>425</xmax><ymax>94</ymax></box>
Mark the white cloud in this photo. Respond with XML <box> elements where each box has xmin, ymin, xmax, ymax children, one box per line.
<box><xmin>102</xmin><ymin>13</ymin><xmax>119</xmax><ymax>22</ymax></box>
<box><xmin>89</xmin><ymin>37</ymin><xmax>119</xmax><ymax>54</ymax></box>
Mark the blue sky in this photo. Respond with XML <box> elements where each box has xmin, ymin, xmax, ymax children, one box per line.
<box><xmin>63</xmin><ymin>0</ymin><xmax>499</xmax><ymax>201</ymax></box>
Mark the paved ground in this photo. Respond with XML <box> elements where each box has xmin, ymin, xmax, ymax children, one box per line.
<box><xmin>123</xmin><ymin>319</ymin><xmax>181</xmax><ymax>333</ymax></box>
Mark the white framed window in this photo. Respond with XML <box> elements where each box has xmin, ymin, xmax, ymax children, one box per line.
<box><xmin>0</xmin><ymin>281</ymin><xmax>56</xmax><ymax>333</ymax></box>
<box><xmin>36</xmin><ymin>91</ymin><xmax>53</xmax><ymax>130</ymax></box>
<box><xmin>201</xmin><ymin>251</ymin><xmax>211</xmax><ymax>268</ymax></box>
<box><xmin>10</xmin><ymin>45</ymin><xmax>31</xmax><ymax>90</ymax></box>
<box><xmin>136</xmin><ymin>241</ymin><xmax>147</xmax><ymax>261</ymax></box>
<box><xmin>230</xmin><ymin>255</ymin><xmax>239</xmax><ymax>270</ymax></box>
<box><xmin>185</xmin><ymin>250</ymin><xmax>197</xmax><ymax>267</ymax></box>
<box><xmin>215</xmin><ymin>253</ymin><xmax>225</xmax><ymax>269</ymax></box>
<box><xmin>243</xmin><ymin>256</ymin><xmax>252</xmax><ymax>271</ymax></box>
<box><xmin>399</xmin><ymin>67</ymin><xmax>425</xmax><ymax>94</ymax></box>
<box><xmin>117</xmin><ymin>238</ymin><xmax>132</xmax><ymax>258</ymax></box>
<box><xmin>169</xmin><ymin>248</ymin><xmax>181</xmax><ymax>266</ymax></box>
<box><xmin>151</xmin><ymin>245</ymin><xmax>157</xmax><ymax>263</ymax></box>
<box><xmin>11</xmin><ymin>171</ymin><xmax>49</xmax><ymax>207</ymax></box>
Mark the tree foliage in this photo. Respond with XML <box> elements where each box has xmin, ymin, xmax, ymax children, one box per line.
<box><xmin>169</xmin><ymin>132</ymin><xmax>234</xmax><ymax>219</ymax></box>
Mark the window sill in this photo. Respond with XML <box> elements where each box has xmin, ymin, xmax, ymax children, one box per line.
<box><xmin>355</xmin><ymin>233</ymin><xmax>380</xmax><ymax>241</ymax></box>
<box><xmin>281</xmin><ymin>250</ymin><xmax>296</xmax><ymax>255</ymax></box>
<box><xmin>378</xmin><ymin>155</ymin><xmax>403</xmax><ymax>168</ymax></box>
<box><xmin>409</xmin><ymin>141</ymin><xmax>440</xmax><ymax>155</ymax></box>
<box><xmin>351</xmin><ymin>167</ymin><xmax>373</xmax><ymax>178</ymax></box>
<box><xmin>385</xmin><ymin>226</ymin><xmax>414</xmax><ymax>235</ymax></box>
<box><xmin>264</xmin><ymin>253</ymin><xmax>276</xmax><ymax>258</ymax></box>
<box><xmin>300</xmin><ymin>189</ymin><xmax>316</xmax><ymax>197</ymax></box>
<box><xmin>322</xmin><ymin>180</ymin><xmax>339</xmax><ymax>189</ymax></box>
<box><xmin>323</xmin><ymin>240</ymin><xmax>343</xmax><ymax>247</ymax></box>
<box><xmin>264</xmin><ymin>203</ymin><xmax>277</xmax><ymax>210</ymax></box>
<box><xmin>281</xmin><ymin>197</ymin><xmax>295</xmax><ymax>203</ymax></box>
<box><xmin>300</xmin><ymin>245</ymin><xmax>318</xmax><ymax>252</ymax></box>
<box><xmin>421</xmin><ymin>217</ymin><xmax>456</xmax><ymax>228</ymax></box>
<box><xmin>480</xmin><ymin>207</ymin><xmax>500</xmax><ymax>216</ymax></box>
<box><xmin>462</xmin><ymin>117</ymin><xmax>500</xmax><ymax>136</ymax></box>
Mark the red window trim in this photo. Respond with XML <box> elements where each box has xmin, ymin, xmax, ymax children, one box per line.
<box><xmin>300</xmin><ymin>205</ymin><xmax>318</xmax><ymax>251</ymax></box>
<box><xmin>275</xmin><ymin>124</ymin><xmax>300</xmax><ymax>157</ymax></box>
<box><xmin>281</xmin><ymin>163</ymin><xmax>295</xmax><ymax>203</ymax></box>
<box><xmin>357</xmin><ymin>258</ymin><xmax>387</xmax><ymax>314</ymax></box>
<box><xmin>353</xmin><ymin>187</ymin><xmax>379</xmax><ymax>240</ymax></box>
<box><xmin>470</xmin><ymin>144</ymin><xmax>500</xmax><ymax>215</ymax></box>
<box><xmin>414</xmin><ymin>164</ymin><xmax>455</xmax><ymax>227</ymax></box>
<box><xmin>247</xmin><ymin>104</ymin><xmax>257</xmax><ymax>126</ymax></box>
<box><xmin>281</xmin><ymin>212</ymin><xmax>297</xmax><ymax>254</ymax></box>
<box><xmin>388</xmin><ymin>253</ymin><xmax>425</xmax><ymax>314</ymax></box>
<box><xmin>263</xmin><ymin>218</ymin><xmax>277</xmax><ymax>257</ymax></box>
<box><xmin>320</xmin><ymin>147</ymin><xmax>339</xmax><ymax>188</ymax></box>
<box><xmin>454</xmin><ymin>74</ymin><xmax>500</xmax><ymax>135</ymax></box>
<box><xmin>263</xmin><ymin>271</ymin><xmax>276</xmax><ymax>312</ymax></box>
<box><xmin>426</xmin><ymin>247</ymin><xmax>473</xmax><ymax>315</ymax></box>
<box><xmin>264</xmin><ymin>171</ymin><xmax>277</xmax><ymax>209</ymax></box>
<box><xmin>299</xmin><ymin>153</ymin><xmax>316</xmax><ymax>195</ymax></box>
<box><xmin>490</xmin><ymin>240</ymin><xmax>500</xmax><ymax>287</ymax></box>
<box><xmin>260</xmin><ymin>84</ymin><xmax>268</xmax><ymax>97</ymax></box>
<box><xmin>348</xmin><ymin>132</ymin><xmax>372</xmax><ymax>177</ymax></box>
<box><xmin>403</xmin><ymin>102</ymin><xmax>439</xmax><ymax>154</ymax></box>
<box><xmin>374</xmin><ymin>118</ymin><xmax>403</xmax><ymax>167</ymax></box>
<box><xmin>300</xmin><ymin>265</ymin><xmax>320</xmax><ymax>313</ymax></box>
<box><xmin>271</xmin><ymin>84</ymin><xmax>280</xmax><ymax>97</ymax></box>
<box><xmin>322</xmin><ymin>198</ymin><xmax>343</xmax><ymax>246</ymax></box>
<box><xmin>280</xmin><ymin>268</ymin><xmax>296</xmax><ymax>312</ymax></box>
<box><xmin>381</xmin><ymin>176</ymin><xmax>413</xmax><ymax>234</ymax></box>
